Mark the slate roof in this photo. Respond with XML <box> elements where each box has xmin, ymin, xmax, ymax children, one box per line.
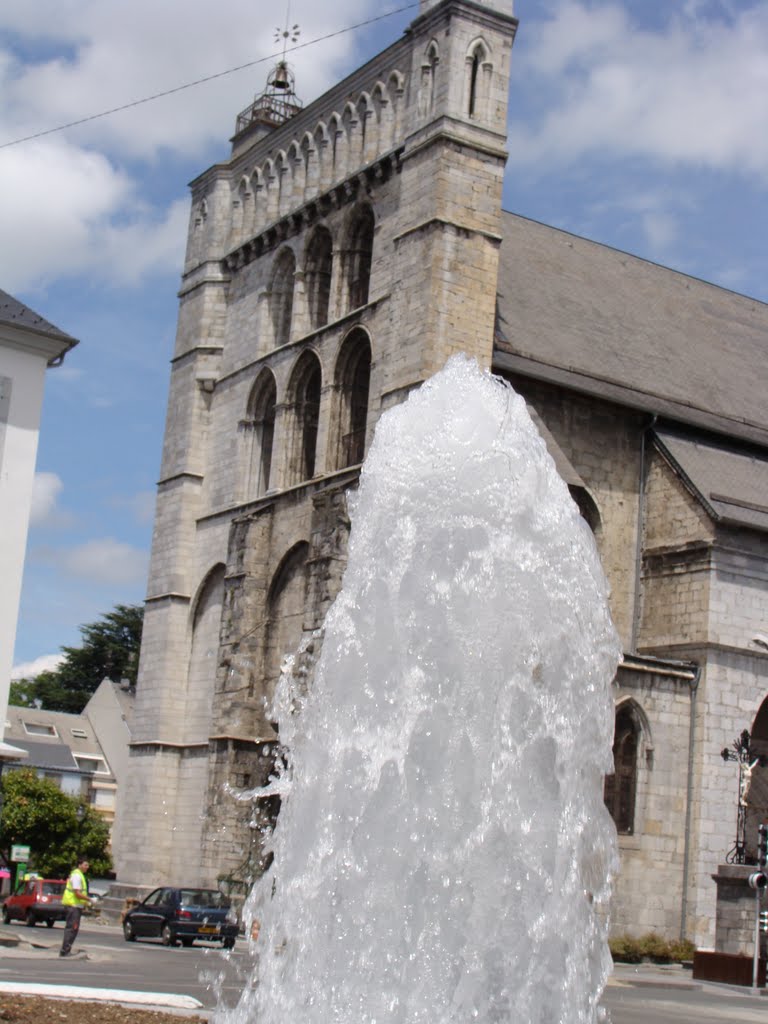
<box><xmin>494</xmin><ymin>212</ymin><xmax>768</xmax><ymax>449</ymax></box>
<box><xmin>4</xmin><ymin>706</ymin><xmax>111</xmax><ymax>771</ymax></box>
<box><xmin>0</xmin><ymin>288</ymin><xmax>76</xmax><ymax>343</ymax></box>
<box><xmin>654</xmin><ymin>429</ymin><xmax>768</xmax><ymax>533</ymax></box>
<box><xmin>7</xmin><ymin>739</ymin><xmax>78</xmax><ymax>771</ymax></box>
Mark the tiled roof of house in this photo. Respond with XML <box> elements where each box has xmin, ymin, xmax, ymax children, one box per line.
<box><xmin>655</xmin><ymin>429</ymin><xmax>768</xmax><ymax>533</ymax></box>
<box><xmin>494</xmin><ymin>212</ymin><xmax>768</xmax><ymax>449</ymax></box>
<box><xmin>0</xmin><ymin>288</ymin><xmax>76</xmax><ymax>342</ymax></box>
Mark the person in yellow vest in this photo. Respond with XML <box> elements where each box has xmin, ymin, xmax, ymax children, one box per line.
<box><xmin>59</xmin><ymin>856</ymin><xmax>92</xmax><ymax>957</ymax></box>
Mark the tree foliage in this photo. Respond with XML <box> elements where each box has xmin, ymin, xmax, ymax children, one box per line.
<box><xmin>10</xmin><ymin>604</ymin><xmax>143</xmax><ymax>713</ymax></box>
<box><xmin>0</xmin><ymin>769</ymin><xmax>112</xmax><ymax>877</ymax></box>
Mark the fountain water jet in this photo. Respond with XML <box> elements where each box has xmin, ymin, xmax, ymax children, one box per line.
<box><xmin>221</xmin><ymin>355</ymin><xmax>620</xmax><ymax>1024</ymax></box>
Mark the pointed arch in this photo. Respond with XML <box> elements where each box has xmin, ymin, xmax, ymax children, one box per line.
<box><xmin>231</xmin><ymin>175</ymin><xmax>251</xmax><ymax>248</ymax></box>
<box><xmin>301</xmin><ymin>131</ymin><xmax>318</xmax><ymax>199</ymax></box>
<box><xmin>269</xmin><ymin>247</ymin><xmax>296</xmax><ymax>348</ymax></box>
<box><xmin>342</xmin><ymin>101</ymin><xmax>360</xmax><ymax>171</ymax></box>
<box><xmin>186</xmin><ymin>562</ymin><xmax>226</xmax><ymax>740</ymax></box>
<box><xmin>286</xmin><ymin>349</ymin><xmax>322</xmax><ymax>484</ymax></box>
<box><xmin>344</xmin><ymin>203</ymin><xmax>375</xmax><ymax>312</ymax></box>
<box><xmin>243</xmin><ymin>369</ymin><xmax>277</xmax><ymax>498</ymax></box>
<box><xmin>275</xmin><ymin>150</ymin><xmax>291</xmax><ymax>216</ymax></box>
<box><xmin>328</xmin><ymin>112</ymin><xmax>346</xmax><ymax>180</ymax></box>
<box><xmin>332</xmin><ymin>327</ymin><xmax>372</xmax><ymax>470</ymax></box>
<box><xmin>466</xmin><ymin>38</ymin><xmax>492</xmax><ymax>121</ymax></box>
<box><xmin>604</xmin><ymin>698</ymin><xmax>650</xmax><ymax>835</ymax></box>
<box><xmin>419</xmin><ymin>40</ymin><xmax>440</xmax><ymax>118</ymax></box>
<box><xmin>314</xmin><ymin>121</ymin><xmax>331</xmax><ymax>189</ymax></box>
<box><xmin>357</xmin><ymin>92</ymin><xmax>373</xmax><ymax>163</ymax></box>
<box><xmin>263</xmin><ymin>157</ymin><xmax>279</xmax><ymax>221</ymax></box>
<box><xmin>304</xmin><ymin>225</ymin><xmax>333</xmax><ymax>331</ymax></box>
<box><xmin>387</xmin><ymin>70</ymin><xmax>405</xmax><ymax>139</ymax></box>
<box><xmin>263</xmin><ymin>542</ymin><xmax>310</xmax><ymax>714</ymax></box>
<box><xmin>372</xmin><ymin>81</ymin><xmax>393</xmax><ymax>152</ymax></box>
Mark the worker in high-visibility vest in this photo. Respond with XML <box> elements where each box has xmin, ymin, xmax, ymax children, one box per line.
<box><xmin>59</xmin><ymin>856</ymin><xmax>92</xmax><ymax>957</ymax></box>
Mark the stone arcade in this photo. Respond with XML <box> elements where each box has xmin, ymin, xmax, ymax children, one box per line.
<box><xmin>116</xmin><ymin>0</ymin><xmax>768</xmax><ymax>949</ymax></box>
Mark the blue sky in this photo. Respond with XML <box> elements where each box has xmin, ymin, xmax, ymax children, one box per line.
<box><xmin>4</xmin><ymin>0</ymin><xmax>767</xmax><ymax>674</ymax></box>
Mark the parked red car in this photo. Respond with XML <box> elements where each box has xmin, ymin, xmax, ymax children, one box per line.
<box><xmin>2</xmin><ymin>878</ymin><xmax>67</xmax><ymax>927</ymax></box>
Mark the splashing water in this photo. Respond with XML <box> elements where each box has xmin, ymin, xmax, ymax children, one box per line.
<box><xmin>221</xmin><ymin>355</ymin><xmax>620</xmax><ymax>1024</ymax></box>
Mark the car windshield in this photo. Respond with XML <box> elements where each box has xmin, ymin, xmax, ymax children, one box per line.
<box><xmin>179</xmin><ymin>889</ymin><xmax>229</xmax><ymax>909</ymax></box>
<box><xmin>42</xmin><ymin>882</ymin><xmax>64</xmax><ymax>895</ymax></box>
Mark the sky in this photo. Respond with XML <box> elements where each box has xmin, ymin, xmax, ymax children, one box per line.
<box><xmin>4</xmin><ymin>0</ymin><xmax>767</xmax><ymax>675</ymax></box>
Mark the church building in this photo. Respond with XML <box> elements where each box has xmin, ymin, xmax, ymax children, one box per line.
<box><xmin>116</xmin><ymin>0</ymin><xmax>768</xmax><ymax>950</ymax></box>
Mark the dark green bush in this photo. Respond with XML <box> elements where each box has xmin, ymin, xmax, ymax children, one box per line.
<box><xmin>609</xmin><ymin>932</ymin><xmax>696</xmax><ymax>964</ymax></box>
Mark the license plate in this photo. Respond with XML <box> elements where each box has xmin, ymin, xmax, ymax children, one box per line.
<box><xmin>199</xmin><ymin>925</ymin><xmax>219</xmax><ymax>934</ymax></box>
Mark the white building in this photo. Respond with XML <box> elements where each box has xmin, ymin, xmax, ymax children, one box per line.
<box><xmin>0</xmin><ymin>289</ymin><xmax>77</xmax><ymax>761</ymax></box>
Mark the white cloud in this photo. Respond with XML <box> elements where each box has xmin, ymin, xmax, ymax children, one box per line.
<box><xmin>507</xmin><ymin>1</ymin><xmax>768</xmax><ymax>179</ymax></box>
<box><xmin>0</xmin><ymin>0</ymin><xmax>377</xmax><ymax>292</ymax></box>
<box><xmin>54</xmin><ymin>538</ymin><xmax>149</xmax><ymax>585</ymax></box>
<box><xmin>0</xmin><ymin>139</ymin><xmax>190</xmax><ymax>291</ymax></box>
<box><xmin>1</xmin><ymin>0</ymin><xmax>375</xmax><ymax>159</ymax></box>
<box><xmin>29</xmin><ymin>471</ymin><xmax>63</xmax><ymax>525</ymax></box>
<box><xmin>11</xmin><ymin>653</ymin><xmax>65</xmax><ymax>680</ymax></box>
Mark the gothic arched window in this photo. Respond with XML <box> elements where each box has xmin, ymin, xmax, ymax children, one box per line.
<box><xmin>264</xmin><ymin>543</ymin><xmax>309</xmax><ymax>725</ymax></box>
<box><xmin>334</xmin><ymin>328</ymin><xmax>371</xmax><ymax>469</ymax></box>
<box><xmin>466</xmin><ymin>40</ymin><xmax>490</xmax><ymax>120</ymax></box>
<box><xmin>186</xmin><ymin>564</ymin><xmax>226</xmax><ymax>741</ymax></box>
<box><xmin>270</xmin><ymin>248</ymin><xmax>296</xmax><ymax>348</ymax></box>
<box><xmin>305</xmin><ymin>227</ymin><xmax>333</xmax><ymax>331</ymax></box>
<box><xmin>244</xmin><ymin>370</ymin><xmax>277</xmax><ymax>498</ymax></box>
<box><xmin>604</xmin><ymin>703</ymin><xmax>640</xmax><ymax>835</ymax></box>
<box><xmin>287</xmin><ymin>351</ymin><xmax>322</xmax><ymax>484</ymax></box>
<box><xmin>345</xmin><ymin>204</ymin><xmax>375</xmax><ymax>312</ymax></box>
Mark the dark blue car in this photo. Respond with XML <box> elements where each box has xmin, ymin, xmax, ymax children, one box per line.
<box><xmin>122</xmin><ymin>887</ymin><xmax>237</xmax><ymax>948</ymax></box>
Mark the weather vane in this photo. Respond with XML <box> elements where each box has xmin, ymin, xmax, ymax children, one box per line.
<box><xmin>275</xmin><ymin>6</ymin><xmax>301</xmax><ymax>61</ymax></box>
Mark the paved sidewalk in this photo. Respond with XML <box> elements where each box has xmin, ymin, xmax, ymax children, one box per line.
<box><xmin>0</xmin><ymin>922</ymin><xmax>206</xmax><ymax>1015</ymax></box>
<box><xmin>611</xmin><ymin>960</ymin><xmax>768</xmax><ymax>1000</ymax></box>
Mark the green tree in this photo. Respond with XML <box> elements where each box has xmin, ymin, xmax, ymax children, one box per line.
<box><xmin>0</xmin><ymin>769</ymin><xmax>111</xmax><ymax>878</ymax></box>
<box><xmin>10</xmin><ymin>603</ymin><xmax>143</xmax><ymax>713</ymax></box>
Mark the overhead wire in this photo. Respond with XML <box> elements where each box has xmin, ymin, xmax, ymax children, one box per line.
<box><xmin>0</xmin><ymin>2</ymin><xmax>420</xmax><ymax>151</ymax></box>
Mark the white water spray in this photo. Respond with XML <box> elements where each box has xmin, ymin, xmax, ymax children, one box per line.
<box><xmin>222</xmin><ymin>355</ymin><xmax>620</xmax><ymax>1024</ymax></box>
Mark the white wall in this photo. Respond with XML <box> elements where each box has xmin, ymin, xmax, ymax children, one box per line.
<box><xmin>0</xmin><ymin>328</ymin><xmax>73</xmax><ymax>747</ymax></box>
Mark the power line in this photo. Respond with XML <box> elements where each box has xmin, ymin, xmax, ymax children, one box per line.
<box><xmin>0</xmin><ymin>3</ymin><xmax>420</xmax><ymax>151</ymax></box>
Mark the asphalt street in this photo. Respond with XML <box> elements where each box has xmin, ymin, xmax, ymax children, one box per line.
<box><xmin>2</xmin><ymin>920</ymin><xmax>768</xmax><ymax>1022</ymax></box>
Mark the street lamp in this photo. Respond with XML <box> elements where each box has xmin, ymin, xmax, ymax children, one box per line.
<box><xmin>721</xmin><ymin>729</ymin><xmax>767</xmax><ymax>864</ymax></box>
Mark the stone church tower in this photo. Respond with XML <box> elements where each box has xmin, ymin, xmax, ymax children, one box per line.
<box><xmin>117</xmin><ymin>0</ymin><xmax>768</xmax><ymax>954</ymax></box>
<box><xmin>117</xmin><ymin>0</ymin><xmax>519</xmax><ymax>891</ymax></box>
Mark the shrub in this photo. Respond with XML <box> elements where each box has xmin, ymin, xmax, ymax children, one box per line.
<box><xmin>609</xmin><ymin>932</ymin><xmax>696</xmax><ymax>964</ymax></box>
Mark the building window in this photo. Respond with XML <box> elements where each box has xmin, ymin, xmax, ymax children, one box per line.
<box><xmin>74</xmin><ymin>755</ymin><xmax>109</xmax><ymax>775</ymax></box>
<box><xmin>345</xmin><ymin>205</ymin><xmax>374</xmax><ymax>312</ymax></box>
<box><xmin>604</xmin><ymin>704</ymin><xmax>640</xmax><ymax>835</ymax></box>
<box><xmin>334</xmin><ymin>328</ymin><xmax>371</xmax><ymax>469</ymax></box>
<box><xmin>23</xmin><ymin>722</ymin><xmax>57</xmax><ymax>737</ymax></box>
<box><xmin>305</xmin><ymin>226</ymin><xmax>333</xmax><ymax>330</ymax></box>
<box><xmin>71</xmin><ymin>728</ymin><xmax>88</xmax><ymax>739</ymax></box>
<box><xmin>466</xmin><ymin>40</ymin><xmax>490</xmax><ymax>120</ymax></box>
<box><xmin>264</xmin><ymin>544</ymin><xmax>309</xmax><ymax>723</ymax></box>
<box><xmin>287</xmin><ymin>351</ymin><xmax>322</xmax><ymax>484</ymax></box>
<box><xmin>270</xmin><ymin>248</ymin><xmax>296</xmax><ymax>347</ymax></box>
<box><xmin>244</xmin><ymin>371</ymin><xmax>277</xmax><ymax>498</ymax></box>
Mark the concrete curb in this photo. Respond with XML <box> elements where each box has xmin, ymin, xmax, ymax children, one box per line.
<box><xmin>0</xmin><ymin>981</ymin><xmax>204</xmax><ymax>1011</ymax></box>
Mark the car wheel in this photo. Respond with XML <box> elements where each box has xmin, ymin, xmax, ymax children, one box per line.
<box><xmin>123</xmin><ymin>920</ymin><xmax>136</xmax><ymax>942</ymax></box>
<box><xmin>180</xmin><ymin>937</ymin><xmax>194</xmax><ymax>948</ymax></box>
<box><xmin>161</xmin><ymin>924</ymin><xmax>178</xmax><ymax>947</ymax></box>
<box><xmin>223</xmin><ymin>937</ymin><xmax>235</xmax><ymax>950</ymax></box>
<box><xmin>46</xmin><ymin>919</ymin><xmax>55</xmax><ymax>928</ymax></box>
<box><xmin>2</xmin><ymin>906</ymin><xmax>11</xmax><ymax>925</ymax></box>
<box><xmin>25</xmin><ymin>910</ymin><xmax>36</xmax><ymax>927</ymax></box>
